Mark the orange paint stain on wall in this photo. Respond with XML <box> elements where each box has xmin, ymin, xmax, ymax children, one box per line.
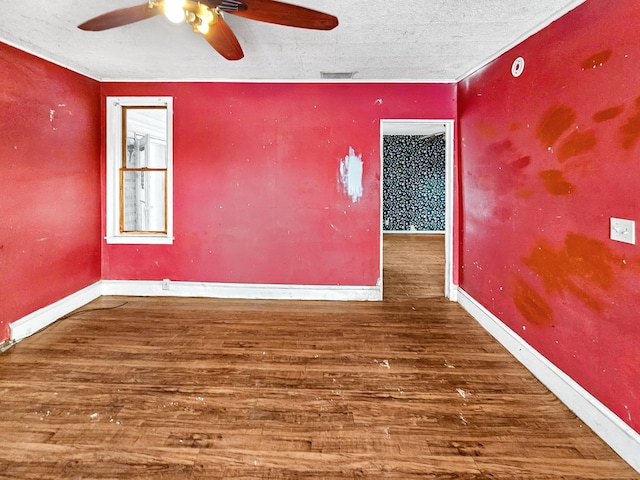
<box><xmin>476</xmin><ymin>120</ymin><xmax>497</xmax><ymax>139</ymax></box>
<box><xmin>580</xmin><ymin>49</ymin><xmax>613</xmax><ymax>70</ymax></box>
<box><xmin>515</xmin><ymin>189</ymin><xmax>535</xmax><ymax>199</ymax></box>
<box><xmin>592</xmin><ymin>106</ymin><xmax>623</xmax><ymax>123</ymax></box>
<box><xmin>522</xmin><ymin>233</ymin><xmax>625</xmax><ymax>313</ymax></box>
<box><xmin>539</xmin><ymin>170</ymin><xmax>575</xmax><ymax>195</ymax></box>
<box><xmin>563</xmin><ymin>234</ymin><xmax>622</xmax><ymax>288</ymax></box>
<box><xmin>537</xmin><ymin>105</ymin><xmax>576</xmax><ymax>147</ymax></box>
<box><xmin>557</xmin><ymin>129</ymin><xmax>597</xmax><ymax>162</ymax></box>
<box><xmin>513</xmin><ymin>276</ymin><xmax>554</xmax><ymax>326</ymax></box>
<box><xmin>620</xmin><ymin>97</ymin><xmax>640</xmax><ymax>150</ymax></box>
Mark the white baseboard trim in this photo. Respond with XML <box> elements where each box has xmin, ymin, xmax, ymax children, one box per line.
<box><xmin>447</xmin><ymin>284</ymin><xmax>459</xmax><ymax>302</ymax></box>
<box><xmin>100</xmin><ymin>280</ymin><xmax>382</xmax><ymax>301</ymax></box>
<box><xmin>10</xmin><ymin>282</ymin><xmax>102</xmax><ymax>343</ymax></box>
<box><xmin>456</xmin><ymin>287</ymin><xmax>640</xmax><ymax>473</ymax></box>
<box><xmin>5</xmin><ymin>280</ymin><xmax>379</xmax><ymax>346</ymax></box>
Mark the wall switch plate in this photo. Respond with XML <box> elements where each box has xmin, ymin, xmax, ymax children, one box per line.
<box><xmin>610</xmin><ymin>218</ymin><xmax>636</xmax><ymax>244</ymax></box>
<box><xmin>162</xmin><ymin>279</ymin><xmax>171</xmax><ymax>290</ymax></box>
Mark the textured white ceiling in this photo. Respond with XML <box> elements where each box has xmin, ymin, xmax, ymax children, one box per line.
<box><xmin>0</xmin><ymin>0</ymin><xmax>584</xmax><ymax>81</ymax></box>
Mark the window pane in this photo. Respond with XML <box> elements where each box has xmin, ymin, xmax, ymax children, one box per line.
<box><xmin>107</xmin><ymin>97</ymin><xmax>173</xmax><ymax>244</ymax></box>
<box><xmin>122</xmin><ymin>170</ymin><xmax>166</xmax><ymax>232</ymax></box>
<box><xmin>124</xmin><ymin>108</ymin><xmax>167</xmax><ymax>168</ymax></box>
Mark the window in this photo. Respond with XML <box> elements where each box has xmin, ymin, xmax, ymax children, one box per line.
<box><xmin>106</xmin><ymin>97</ymin><xmax>173</xmax><ymax>244</ymax></box>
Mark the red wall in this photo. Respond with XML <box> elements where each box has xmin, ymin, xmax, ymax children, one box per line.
<box><xmin>101</xmin><ymin>82</ymin><xmax>456</xmax><ymax>286</ymax></box>
<box><xmin>0</xmin><ymin>44</ymin><xmax>102</xmax><ymax>342</ymax></box>
<box><xmin>458</xmin><ymin>0</ymin><xmax>640</xmax><ymax>432</ymax></box>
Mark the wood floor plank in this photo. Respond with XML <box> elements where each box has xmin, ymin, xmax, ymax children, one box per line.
<box><xmin>0</xmin><ymin>234</ymin><xmax>637</xmax><ymax>479</ymax></box>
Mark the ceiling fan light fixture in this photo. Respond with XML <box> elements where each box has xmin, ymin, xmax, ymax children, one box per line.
<box><xmin>78</xmin><ymin>0</ymin><xmax>337</xmax><ymax>62</ymax></box>
<box><xmin>164</xmin><ymin>0</ymin><xmax>186</xmax><ymax>23</ymax></box>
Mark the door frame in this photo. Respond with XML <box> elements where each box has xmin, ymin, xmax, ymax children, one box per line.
<box><xmin>380</xmin><ymin>119</ymin><xmax>456</xmax><ymax>300</ymax></box>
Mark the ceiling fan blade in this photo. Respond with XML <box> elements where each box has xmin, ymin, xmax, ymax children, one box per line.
<box><xmin>203</xmin><ymin>16</ymin><xmax>244</xmax><ymax>60</ymax></box>
<box><xmin>226</xmin><ymin>0</ymin><xmax>338</xmax><ymax>30</ymax></box>
<box><xmin>78</xmin><ymin>3</ymin><xmax>160</xmax><ymax>31</ymax></box>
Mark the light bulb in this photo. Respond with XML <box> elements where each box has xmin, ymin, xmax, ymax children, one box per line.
<box><xmin>196</xmin><ymin>21</ymin><xmax>209</xmax><ymax>34</ymax></box>
<box><xmin>200</xmin><ymin>8</ymin><xmax>214</xmax><ymax>24</ymax></box>
<box><xmin>164</xmin><ymin>0</ymin><xmax>186</xmax><ymax>23</ymax></box>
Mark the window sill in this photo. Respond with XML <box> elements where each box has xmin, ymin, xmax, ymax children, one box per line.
<box><xmin>105</xmin><ymin>235</ymin><xmax>174</xmax><ymax>245</ymax></box>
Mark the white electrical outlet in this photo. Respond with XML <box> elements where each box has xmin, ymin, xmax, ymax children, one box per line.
<box><xmin>162</xmin><ymin>279</ymin><xmax>171</xmax><ymax>290</ymax></box>
<box><xmin>610</xmin><ymin>218</ymin><xmax>636</xmax><ymax>244</ymax></box>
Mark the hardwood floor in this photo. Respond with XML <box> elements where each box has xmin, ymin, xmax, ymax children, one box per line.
<box><xmin>0</xmin><ymin>234</ymin><xmax>637</xmax><ymax>479</ymax></box>
<box><xmin>383</xmin><ymin>234</ymin><xmax>445</xmax><ymax>299</ymax></box>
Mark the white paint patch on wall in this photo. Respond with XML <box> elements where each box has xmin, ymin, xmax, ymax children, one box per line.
<box><xmin>339</xmin><ymin>147</ymin><xmax>363</xmax><ymax>203</ymax></box>
<box><xmin>49</xmin><ymin>109</ymin><xmax>56</xmax><ymax>130</ymax></box>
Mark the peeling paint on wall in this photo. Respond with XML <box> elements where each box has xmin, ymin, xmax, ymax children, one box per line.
<box><xmin>49</xmin><ymin>109</ymin><xmax>57</xmax><ymax>130</ymax></box>
<box><xmin>339</xmin><ymin>147</ymin><xmax>363</xmax><ymax>202</ymax></box>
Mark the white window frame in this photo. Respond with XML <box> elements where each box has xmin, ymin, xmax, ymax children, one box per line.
<box><xmin>105</xmin><ymin>96</ymin><xmax>174</xmax><ymax>245</ymax></box>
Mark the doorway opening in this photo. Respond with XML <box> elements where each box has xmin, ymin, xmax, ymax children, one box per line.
<box><xmin>380</xmin><ymin>120</ymin><xmax>455</xmax><ymax>300</ymax></box>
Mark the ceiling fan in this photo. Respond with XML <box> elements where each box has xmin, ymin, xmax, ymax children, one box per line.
<box><xmin>78</xmin><ymin>0</ymin><xmax>338</xmax><ymax>61</ymax></box>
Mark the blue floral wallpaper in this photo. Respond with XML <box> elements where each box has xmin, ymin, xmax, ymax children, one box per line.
<box><xmin>383</xmin><ymin>134</ymin><xmax>446</xmax><ymax>232</ymax></box>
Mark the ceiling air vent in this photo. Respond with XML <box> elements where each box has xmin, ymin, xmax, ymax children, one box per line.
<box><xmin>321</xmin><ymin>72</ymin><xmax>356</xmax><ymax>79</ymax></box>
